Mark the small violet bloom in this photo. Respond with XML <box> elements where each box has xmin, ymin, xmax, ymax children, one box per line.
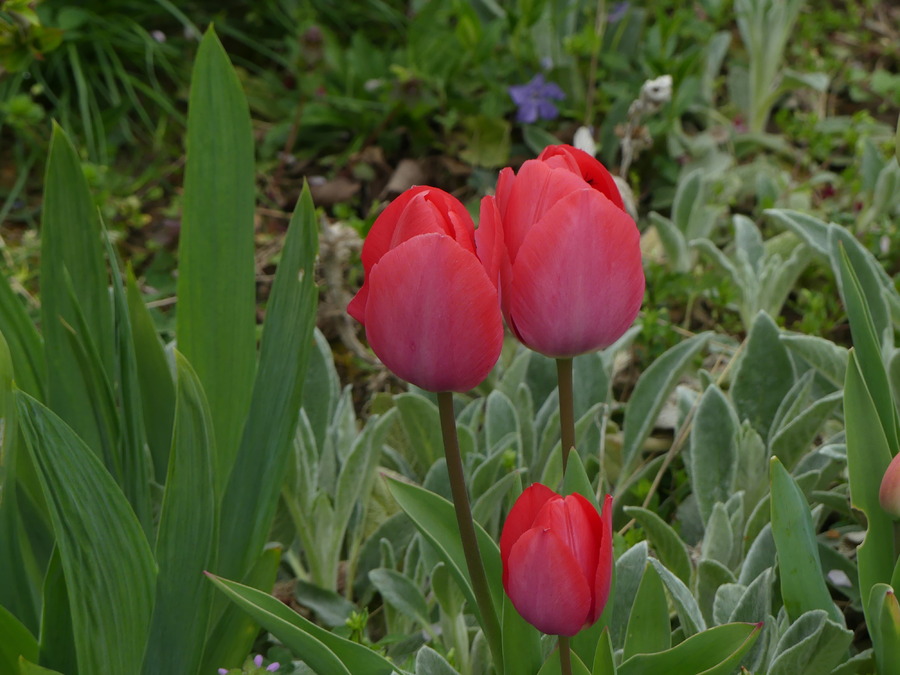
<box><xmin>607</xmin><ymin>1</ymin><xmax>630</xmax><ymax>23</ymax></box>
<box><xmin>253</xmin><ymin>654</ymin><xmax>280</xmax><ymax>672</ymax></box>
<box><xmin>508</xmin><ymin>74</ymin><xmax>565</xmax><ymax>124</ymax></box>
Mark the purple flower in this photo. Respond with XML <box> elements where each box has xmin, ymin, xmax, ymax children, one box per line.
<box><xmin>608</xmin><ymin>2</ymin><xmax>630</xmax><ymax>23</ymax></box>
<box><xmin>508</xmin><ymin>74</ymin><xmax>566</xmax><ymax>124</ymax></box>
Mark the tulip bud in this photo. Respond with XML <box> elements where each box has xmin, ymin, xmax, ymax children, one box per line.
<box><xmin>479</xmin><ymin>145</ymin><xmax>644</xmax><ymax>358</ymax></box>
<box><xmin>348</xmin><ymin>186</ymin><xmax>503</xmax><ymax>392</ymax></box>
<box><xmin>499</xmin><ymin>484</ymin><xmax>613</xmax><ymax>636</ymax></box>
<box><xmin>879</xmin><ymin>452</ymin><xmax>900</xmax><ymax>518</ymax></box>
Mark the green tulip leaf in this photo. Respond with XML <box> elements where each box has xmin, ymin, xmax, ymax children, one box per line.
<box><xmin>769</xmin><ymin>457</ymin><xmax>843</xmax><ymax>625</ymax></box>
<box><xmin>501</xmin><ymin>593</ymin><xmax>543</xmax><ymax>675</ymax></box>
<box><xmin>536</xmin><ymin>647</ymin><xmax>591</xmax><ymax>675</ymax></box>
<box><xmin>868</xmin><ymin>584</ymin><xmax>900</xmax><ymax>675</ymax></box>
<box><xmin>623</xmin><ymin>562</ymin><xmax>670</xmax><ymax>660</ymax></box>
<box><xmin>591</xmin><ymin>627</ymin><xmax>616</xmax><ymax>675</ymax></box>
<box><xmin>206</xmin><ymin>573</ymin><xmax>395</xmax><ymax>675</ymax></box>
<box><xmin>844</xmin><ymin>351</ymin><xmax>896</xmax><ymax>616</ymax></box>
<box><xmin>611</xmin><ymin>541</ymin><xmax>648</xmax><ymax>647</ymax></box>
<box><xmin>835</xmin><ymin>244</ymin><xmax>899</xmax><ymax>452</ymax></box>
<box><xmin>617</xmin><ymin>622</ymin><xmax>761</xmax><ymax>675</ymax></box>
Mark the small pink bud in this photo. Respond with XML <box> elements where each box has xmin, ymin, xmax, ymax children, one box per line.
<box><xmin>879</xmin><ymin>453</ymin><xmax>900</xmax><ymax>518</ymax></box>
<box><xmin>254</xmin><ymin>655</ymin><xmax>264</xmax><ymax>668</ymax></box>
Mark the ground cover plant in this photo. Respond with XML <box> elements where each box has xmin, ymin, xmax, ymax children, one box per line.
<box><xmin>1</xmin><ymin>1</ymin><xmax>900</xmax><ymax>674</ymax></box>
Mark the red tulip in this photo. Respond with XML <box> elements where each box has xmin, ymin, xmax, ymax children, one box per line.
<box><xmin>348</xmin><ymin>186</ymin><xmax>503</xmax><ymax>392</ymax></box>
<box><xmin>500</xmin><ymin>484</ymin><xmax>613</xmax><ymax>636</ymax></box>
<box><xmin>477</xmin><ymin>144</ymin><xmax>644</xmax><ymax>357</ymax></box>
<box><xmin>879</xmin><ymin>452</ymin><xmax>900</xmax><ymax>519</ymax></box>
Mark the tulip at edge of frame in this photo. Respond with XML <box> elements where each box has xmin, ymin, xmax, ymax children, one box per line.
<box><xmin>879</xmin><ymin>452</ymin><xmax>900</xmax><ymax>519</ymax></box>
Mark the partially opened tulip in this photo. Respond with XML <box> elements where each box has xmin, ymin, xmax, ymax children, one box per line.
<box><xmin>348</xmin><ymin>186</ymin><xmax>503</xmax><ymax>392</ymax></box>
<box><xmin>500</xmin><ymin>484</ymin><xmax>613</xmax><ymax>637</ymax></box>
<box><xmin>879</xmin><ymin>452</ymin><xmax>900</xmax><ymax>519</ymax></box>
<box><xmin>349</xmin><ymin>186</ymin><xmax>506</xmax><ymax>668</ymax></box>
<box><xmin>477</xmin><ymin>144</ymin><xmax>643</xmax><ymax>358</ymax></box>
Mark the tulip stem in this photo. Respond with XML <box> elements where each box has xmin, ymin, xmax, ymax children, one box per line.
<box><xmin>557</xmin><ymin>358</ymin><xmax>575</xmax><ymax>475</ymax></box>
<box><xmin>437</xmin><ymin>391</ymin><xmax>504</xmax><ymax>674</ymax></box>
<box><xmin>559</xmin><ymin>636</ymin><xmax>573</xmax><ymax>675</ymax></box>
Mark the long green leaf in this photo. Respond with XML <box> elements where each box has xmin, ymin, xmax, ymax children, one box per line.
<box><xmin>0</xmin><ymin>273</ymin><xmax>44</xmax><ymax>399</ymax></box>
<box><xmin>206</xmin><ymin>574</ymin><xmax>396</xmax><ymax>675</ymax></box>
<box><xmin>591</xmin><ymin>627</ymin><xmax>616</xmax><ymax>675</ymax></box>
<box><xmin>142</xmin><ymin>353</ymin><xmax>216</xmax><ymax>675</ymax></box>
<box><xmin>0</xmin><ymin>329</ymin><xmax>41</xmax><ymax>633</ymax></box>
<box><xmin>387</xmin><ymin>479</ymin><xmax>504</xmax><ymax>632</ymax></box>
<box><xmin>125</xmin><ymin>267</ymin><xmax>175</xmax><ymax>484</ymax></box>
<box><xmin>218</xmin><ymin>183</ymin><xmax>319</xmax><ymax>582</ymax></box>
<box><xmin>623</xmin><ymin>563</ymin><xmax>670</xmax><ymax>660</ymax></box>
<box><xmin>501</xmin><ymin>593</ymin><xmax>542</xmax><ymax>675</ymax></box>
<box><xmin>40</xmin><ymin>123</ymin><xmax>113</xmax><ymax>455</ymax></box>
<box><xmin>844</xmin><ymin>351</ymin><xmax>896</xmax><ymax>617</ymax></box>
<box><xmin>868</xmin><ymin>584</ymin><xmax>900</xmax><ymax>675</ymax></box>
<box><xmin>177</xmin><ymin>26</ymin><xmax>257</xmax><ymax>494</ymax></box>
<box><xmin>200</xmin><ymin>547</ymin><xmax>281</xmax><ymax>673</ymax></box>
<box><xmin>17</xmin><ymin>394</ymin><xmax>156</xmax><ymax>674</ymax></box>
<box><xmin>769</xmin><ymin>457</ymin><xmax>842</xmax><ymax>625</ymax></box>
<box><xmin>837</xmin><ymin>245</ymin><xmax>900</xmax><ymax>453</ymax></box>
<box><xmin>0</xmin><ymin>604</ymin><xmax>38</xmax><ymax>674</ymax></box>
<box><xmin>617</xmin><ymin>622</ymin><xmax>761</xmax><ymax>675</ymax></box>
<box><xmin>37</xmin><ymin>550</ymin><xmax>75</xmax><ymax>673</ymax></box>
<box><xmin>104</xmin><ymin>237</ymin><xmax>152</xmax><ymax>533</ymax></box>
<box><xmin>619</xmin><ymin>333</ymin><xmax>710</xmax><ymax>480</ymax></box>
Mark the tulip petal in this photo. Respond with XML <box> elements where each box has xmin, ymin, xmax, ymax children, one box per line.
<box><xmin>475</xmin><ymin>195</ymin><xmax>503</xmax><ymax>291</ymax></box>
<box><xmin>532</xmin><ymin>495</ymin><xmax>603</xmax><ymax>601</ymax></box>
<box><xmin>499</xmin><ymin>483</ymin><xmax>558</xmax><ymax>586</ymax></box>
<box><xmin>538</xmin><ymin>144</ymin><xmax>624</xmax><ymax>211</ymax></box>
<box><xmin>498</xmin><ymin>160</ymin><xmax>588</xmax><ymax>262</ymax></box>
<box><xmin>364</xmin><ymin>233</ymin><xmax>503</xmax><ymax>392</ymax></box>
<box><xmin>361</xmin><ymin>187</ymin><xmax>476</xmax><ymax>271</ymax></box>
<box><xmin>506</xmin><ymin>527</ymin><xmax>591</xmax><ymax>636</ymax></box>
<box><xmin>879</xmin><ymin>452</ymin><xmax>900</xmax><ymax>518</ymax></box>
<box><xmin>360</xmin><ymin>186</ymin><xmax>433</xmax><ymax>270</ymax></box>
<box><xmin>592</xmin><ymin>494</ymin><xmax>614</xmax><ymax>623</ymax></box>
<box><xmin>508</xmin><ymin>188</ymin><xmax>645</xmax><ymax>357</ymax></box>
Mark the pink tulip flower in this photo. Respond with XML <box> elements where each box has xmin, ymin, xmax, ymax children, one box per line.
<box><xmin>500</xmin><ymin>484</ymin><xmax>613</xmax><ymax>636</ymax></box>
<box><xmin>879</xmin><ymin>452</ymin><xmax>900</xmax><ymax>518</ymax></box>
<box><xmin>348</xmin><ymin>186</ymin><xmax>503</xmax><ymax>392</ymax></box>
<box><xmin>477</xmin><ymin>144</ymin><xmax>644</xmax><ymax>358</ymax></box>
